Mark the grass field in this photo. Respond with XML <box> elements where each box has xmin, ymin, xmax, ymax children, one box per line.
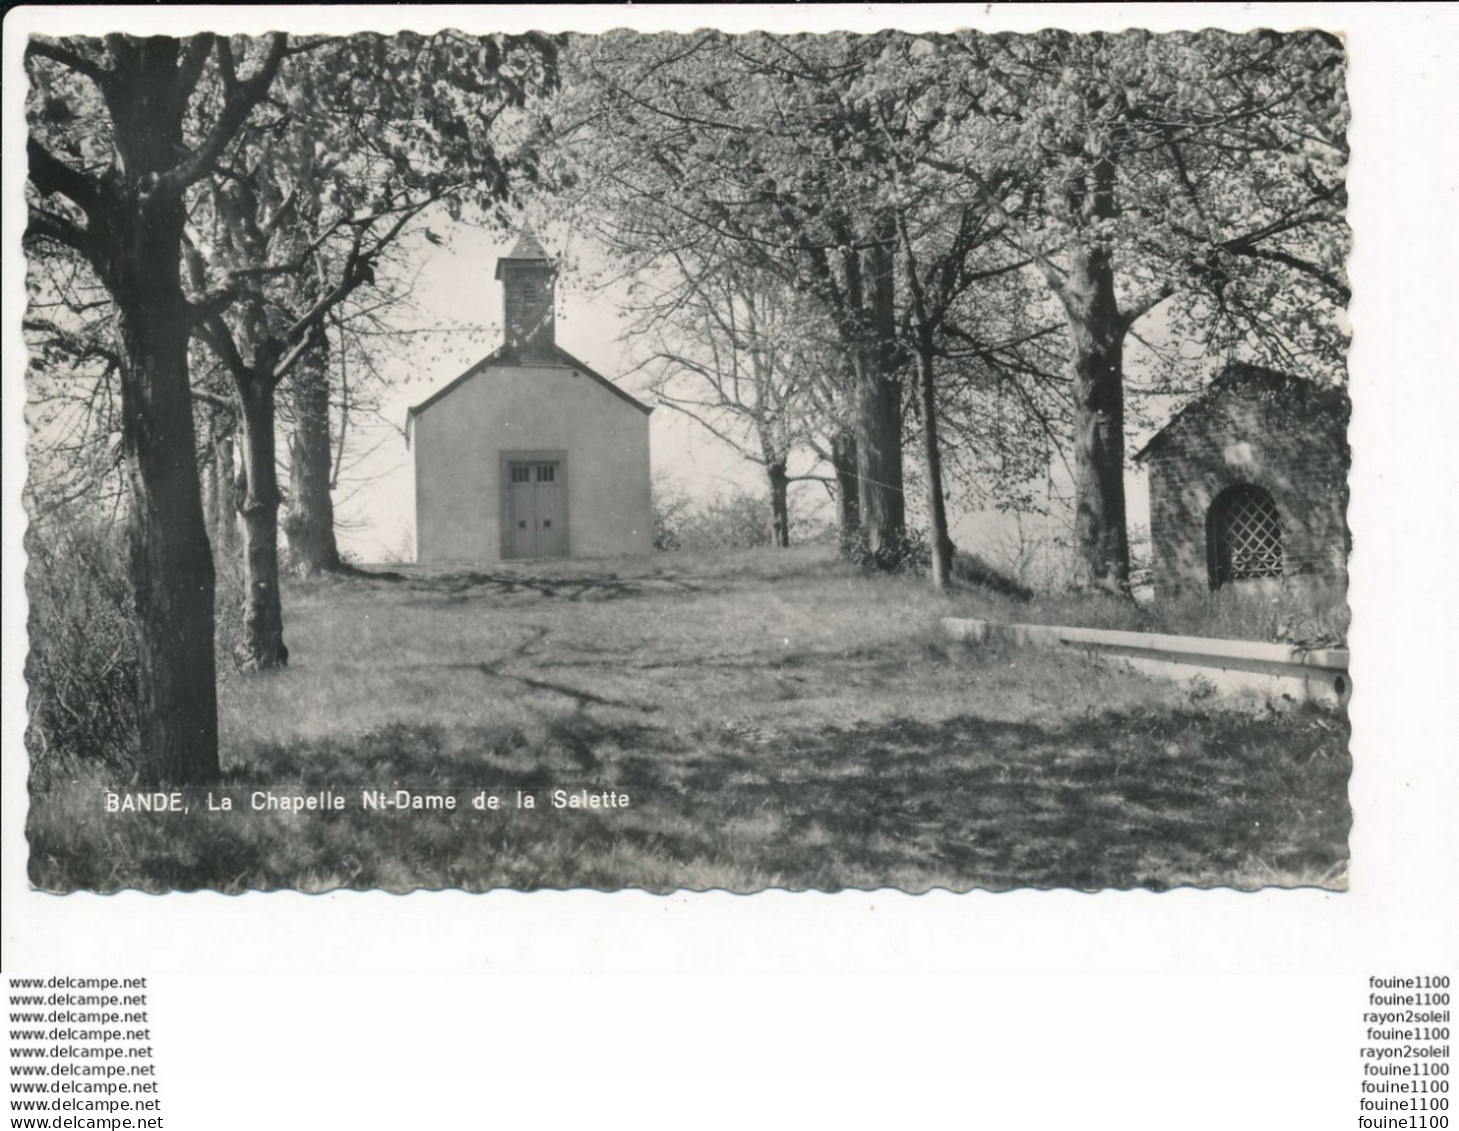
<box><xmin>27</xmin><ymin>545</ymin><xmax>1351</xmax><ymax>893</ymax></box>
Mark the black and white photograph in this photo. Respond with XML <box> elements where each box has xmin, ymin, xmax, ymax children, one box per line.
<box><xmin>3</xmin><ymin>5</ymin><xmax>1457</xmax><ymax>1129</ymax></box>
<box><xmin>17</xmin><ymin>17</ymin><xmax>1355</xmax><ymax>893</ymax></box>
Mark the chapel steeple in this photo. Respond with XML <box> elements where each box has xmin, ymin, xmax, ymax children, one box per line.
<box><xmin>494</xmin><ymin>227</ymin><xmax>555</xmax><ymax>360</ymax></box>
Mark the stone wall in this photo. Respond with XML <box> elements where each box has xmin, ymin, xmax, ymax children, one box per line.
<box><xmin>1143</xmin><ymin>369</ymin><xmax>1349</xmax><ymax>600</ymax></box>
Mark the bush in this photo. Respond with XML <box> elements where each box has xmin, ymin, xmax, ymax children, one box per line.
<box><xmin>24</xmin><ymin>514</ymin><xmax>138</xmax><ymax>783</ymax></box>
<box><xmin>25</xmin><ymin>511</ymin><xmax>251</xmax><ymax>784</ymax></box>
<box><xmin>654</xmin><ymin>485</ymin><xmax>774</xmax><ymax>552</ymax></box>
<box><xmin>652</xmin><ymin>484</ymin><xmax>692</xmax><ymax>552</ymax></box>
<box><xmin>839</xmin><ymin>524</ymin><xmax>931</xmax><ymax>574</ymax></box>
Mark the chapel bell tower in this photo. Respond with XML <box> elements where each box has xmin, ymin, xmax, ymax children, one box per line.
<box><xmin>495</xmin><ymin>227</ymin><xmax>556</xmax><ymax>360</ymax></box>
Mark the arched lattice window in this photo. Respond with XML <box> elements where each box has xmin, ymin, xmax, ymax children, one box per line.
<box><xmin>1208</xmin><ymin>485</ymin><xmax>1284</xmax><ymax>587</ymax></box>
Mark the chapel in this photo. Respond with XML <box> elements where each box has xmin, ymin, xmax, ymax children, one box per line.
<box><xmin>1134</xmin><ymin>363</ymin><xmax>1350</xmax><ymax>600</ymax></box>
<box><xmin>407</xmin><ymin>229</ymin><xmax>653</xmax><ymax>562</ymax></box>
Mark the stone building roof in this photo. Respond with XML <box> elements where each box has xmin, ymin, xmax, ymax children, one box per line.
<box><xmin>1133</xmin><ymin>362</ymin><xmax>1350</xmax><ymax>463</ymax></box>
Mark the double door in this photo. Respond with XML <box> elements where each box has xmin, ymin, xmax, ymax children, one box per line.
<box><xmin>506</xmin><ymin>460</ymin><xmax>566</xmax><ymax>559</ymax></box>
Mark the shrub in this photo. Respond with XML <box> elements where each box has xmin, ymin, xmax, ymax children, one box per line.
<box><xmin>24</xmin><ymin>514</ymin><xmax>138</xmax><ymax>783</ymax></box>
<box><xmin>25</xmin><ymin>510</ymin><xmax>252</xmax><ymax>784</ymax></box>
<box><xmin>652</xmin><ymin>482</ymin><xmax>692</xmax><ymax>552</ymax></box>
<box><xmin>655</xmin><ymin>485</ymin><xmax>774</xmax><ymax>552</ymax></box>
<box><xmin>839</xmin><ymin>525</ymin><xmax>931</xmax><ymax>575</ymax></box>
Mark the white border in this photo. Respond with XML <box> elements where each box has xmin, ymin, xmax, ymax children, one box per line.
<box><xmin>3</xmin><ymin>4</ymin><xmax>1455</xmax><ymax>986</ymax></box>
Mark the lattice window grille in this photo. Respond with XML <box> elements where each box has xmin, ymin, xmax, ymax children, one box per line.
<box><xmin>1213</xmin><ymin>487</ymin><xmax>1284</xmax><ymax>583</ymax></box>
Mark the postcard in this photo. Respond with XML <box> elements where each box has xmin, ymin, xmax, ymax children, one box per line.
<box><xmin>3</xmin><ymin>5</ymin><xmax>1454</xmax><ymax>1128</ymax></box>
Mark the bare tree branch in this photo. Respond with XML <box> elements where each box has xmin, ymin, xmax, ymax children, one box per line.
<box><xmin>192</xmin><ymin>387</ymin><xmax>238</xmax><ymax>411</ymax></box>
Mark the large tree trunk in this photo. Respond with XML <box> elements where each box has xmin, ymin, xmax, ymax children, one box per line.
<box><xmin>830</xmin><ymin>429</ymin><xmax>860</xmax><ymax>544</ymax></box>
<box><xmin>1059</xmin><ymin>242</ymin><xmax>1130</xmax><ymax>592</ymax></box>
<box><xmin>234</xmin><ymin>376</ymin><xmax>288</xmax><ymax>670</ymax></box>
<box><xmin>284</xmin><ymin>341</ymin><xmax>341</xmax><ymax>576</ymax></box>
<box><xmin>914</xmin><ymin>340</ymin><xmax>954</xmax><ymax>590</ymax></box>
<box><xmin>97</xmin><ymin>41</ymin><xmax>220</xmax><ymax>784</ymax></box>
<box><xmin>766</xmin><ymin>460</ymin><xmax>791</xmax><ymax>548</ymax></box>
<box><xmin>851</xmin><ymin>215</ymin><xmax>905</xmax><ymax>568</ymax></box>
<box><xmin>114</xmin><ymin>294</ymin><xmax>221</xmax><ymax>784</ymax></box>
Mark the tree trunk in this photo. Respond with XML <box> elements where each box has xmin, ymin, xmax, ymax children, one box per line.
<box><xmin>852</xmin><ymin>215</ymin><xmax>905</xmax><ymax>568</ymax></box>
<box><xmin>106</xmin><ymin>306</ymin><xmax>212</xmax><ymax>786</ymax></box>
<box><xmin>211</xmin><ymin>431</ymin><xmax>238</xmax><ymax>560</ymax></box>
<box><xmin>201</xmin><ymin>416</ymin><xmax>239</xmax><ymax>561</ymax></box>
<box><xmin>92</xmin><ymin>39</ymin><xmax>220</xmax><ymax>785</ymax></box>
<box><xmin>915</xmin><ymin>340</ymin><xmax>954</xmax><ymax>590</ymax></box>
<box><xmin>830</xmin><ymin>429</ymin><xmax>860</xmax><ymax>543</ymax></box>
<box><xmin>1059</xmin><ymin>242</ymin><xmax>1130</xmax><ymax>592</ymax></box>
<box><xmin>284</xmin><ymin>340</ymin><xmax>341</xmax><ymax>576</ymax></box>
<box><xmin>113</xmin><ymin>289</ymin><xmax>221</xmax><ymax>784</ymax></box>
<box><xmin>200</xmin><ymin>435</ymin><xmax>216</xmax><ymax>533</ymax></box>
<box><xmin>766</xmin><ymin>460</ymin><xmax>790</xmax><ymax>548</ymax></box>
<box><xmin>234</xmin><ymin>376</ymin><xmax>288</xmax><ymax>670</ymax></box>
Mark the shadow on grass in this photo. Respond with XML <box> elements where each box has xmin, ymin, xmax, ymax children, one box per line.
<box><xmin>420</xmin><ymin>624</ymin><xmax>665</xmax><ymax>713</ymax></box>
<box><xmin>335</xmin><ymin>546</ymin><xmax>865</xmax><ymax>604</ymax></box>
<box><xmin>28</xmin><ymin>699</ymin><xmax>1350</xmax><ymax>895</ymax></box>
<box><xmin>394</xmin><ymin>571</ymin><xmax>719</xmax><ymax>606</ymax></box>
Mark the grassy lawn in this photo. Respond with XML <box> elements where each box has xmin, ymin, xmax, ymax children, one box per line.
<box><xmin>27</xmin><ymin>545</ymin><xmax>1350</xmax><ymax>893</ymax></box>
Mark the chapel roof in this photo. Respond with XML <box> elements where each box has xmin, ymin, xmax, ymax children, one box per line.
<box><xmin>1132</xmin><ymin>362</ymin><xmax>1349</xmax><ymax>463</ymax></box>
<box><xmin>404</xmin><ymin>341</ymin><xmax>653</xmax><ymax>443</ymax></box>
<box><xmin>493</xmin><ymin>226</ymin><xmax>552</xmax><ymax>278</ymax></box>
<box><xmin>406</xmin><ymin>227</ymin><xmax>652</xmax><ymax>441</ymax></box>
